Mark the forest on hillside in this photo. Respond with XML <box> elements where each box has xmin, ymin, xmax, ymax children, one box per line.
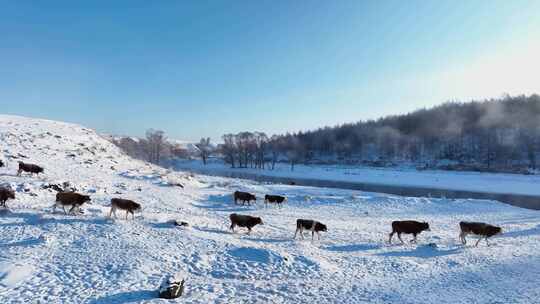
<box><xmin>111</xmin><ymin>95</ymin><xmax>540</xmax><ymax>174</ymax></box>
<box><xmin>217</xmin><ymin>95</ymin><xmax>540</xmax><ymax>173</ymax></box>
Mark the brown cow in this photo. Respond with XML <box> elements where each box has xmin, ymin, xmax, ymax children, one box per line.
<box><xmin>264</xmin><ymin>195</ymin><xmax>287</xmax><ymax>208</ymax></box>
<box><xmin>459</xmin><ymin>221</ymin><xmax>502</xmax><ymax>247</ymax></box>
<box><xmin>388</xmin><ymin>220</ymin><xmax>430</xmax><ymax>244</ymax></box>
<box><xmin>109</xmin><ymin>198</ymin><xmax>141</xmax><ymax>220</ymax></box>
<box><xmin>294</xmin><ymin>219</ymin><xmax>327</xmax><ymax>240</ymax></box>
<box><xmin>17</xmin><ymin>162</ymin><xmax>44</xmax><ymax>176</ymax></box>
<box><xmin>54</xmin><ymin>192</ymin><xmax>91</xmax><ymax>214</ymax></box>
<box><xmin>0</xmin><ymin>187</ymin><xmax>15</xmax><ymax>208</ymax></box>
<box><xmin>233</xmin><ymin>191</ymin><xmax>256</xmax><ymax>205</ymax></box>
<box><xmin>229</xmin><ymin>213</ymin><xmax>263</xmax><ymax>234</ymax></box>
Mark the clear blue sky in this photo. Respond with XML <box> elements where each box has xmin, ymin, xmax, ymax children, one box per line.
<box><xmin>1</xmin><ymin>1</ymin><xmax>539</xmax><ymax>141</ymax></box>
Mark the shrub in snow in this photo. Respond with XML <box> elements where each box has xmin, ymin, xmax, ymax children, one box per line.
<box><xmin>158</xmin><ymin>273</ymin><xmax>186</xmax><ymax>299</ymax></box>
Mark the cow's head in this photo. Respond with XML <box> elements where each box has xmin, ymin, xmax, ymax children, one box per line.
<box><xmin>315</xmin><ymin>222</ymin><xmax>328</xmax><ymax>232</ymax></box>
<box><xmin>489</xmin><ymin>225</ymin><xmax>502</xmax><ymax>236</ymax></box>
<box><xmin>422</xmin><ymin>222</ymin><xmax>430</xmax><ymax>232</ymax></box>
<box><xmin>83</xmin><ymin>195</ymin><xmax>91</xmax><ymax>203</ymax></box>
<box><xmin>256</xmin><ymin>217</ymin><xmax>263</xmax><ymax>225</ymax></box>
<box><xmin>133</xmin><ymin>203</ymin><xmax>142</xmax><ymax>212</ymax></box>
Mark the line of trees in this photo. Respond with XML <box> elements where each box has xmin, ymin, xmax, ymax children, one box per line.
<box><xmin>110</xmin><ymin>129</ymin><xmax>171</xmax><ymax>165</ymax></box>
<box><xmin>217</xmin><ymin>94</ymin><xmax>540</xmax><ymax>173</ymax></box>
<box><xmin>221</xmin><ymin>132</ymin><xmax>270</xmax><ymax>169</ymax></box>
<box><xmin>111</xmin><ymin>129</ymin><xmax>214</xmax><ymax>166</ymax></box>
<box><xmin>110</xmin><ymin>95</ymin><xmax>540</xmax><ymax>174</ymax></box>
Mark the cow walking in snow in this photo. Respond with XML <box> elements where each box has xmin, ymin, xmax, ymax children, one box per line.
<box><xmin>294</xmin><ymin>219</ymin><xmax>328</xmax><ymax>241</ymax></box>
<box><xmin>264</xmin><ymin>194</ymin><xmax>287</xmax><ymax>208</ymax></box>
<box><xmin>109</xmin><ymin>198</ymin><xmax>141</xmax><ymax>220</ymax></box>
<box><xmin>17</xmin><ymin>161</ymin><xmax>44</xmax><ymax>176</ymax></box>
<box><xmin>54</xmin><ymin>192</ymin><xmax>91</xmax><ymax>214</ymax></box>
<box><xmin>459</xmin><ymin>221</ymin><xmax>502</xmax><ymax>247</ymax></box>
<box><xmin>0</xmin><ymin>187</ymin><xmax>15</xmax><ymax>208</ymax></box>
<box><xmin>388</xmin><ymin>220</ymin><xmax>430</xmax><ymax>244</ymax></box>
<box><xmin>229</xmin><ymin>213</ymin><xmax>263</xmax><ymax>234</ymax></box>
<box><xmin>233</xmin><ymin>191</ymin><xmax>257</xmax><ymax>205</ymax></box>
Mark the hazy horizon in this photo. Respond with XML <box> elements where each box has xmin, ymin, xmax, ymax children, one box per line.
<box><xmin>1</xmin><ymin>1</ymin><xmax>540</xmax><ymax>141</ymax></box>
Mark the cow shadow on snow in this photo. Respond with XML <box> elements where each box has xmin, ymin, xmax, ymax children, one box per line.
<box><xmin>243</xmin><ymin>236</ymin><xmax>291</xmax><ymax>244</ymax></box>
<box><xmin>325</xmin><ymin>243</ymin><xmax>381</xmax><ymax>252</ymax></box>
<box><xmin>0</xmin><ymin>209</ymin><xmax>110</xmax><ymax>228</ymax></box>
<box><xmin>500</xmin><ymin>224</ymin><xmax>540</xmax><ymax>238</ymax></box>
<box><xmin>88</xmin><ymin>289</ymin><xmax>156</xmax><ymax>304</ymax></box>
<box><xmin>377</xmin><ymin>245</ymin><xmax>462</xmax><ymax>258</ymax></box>
<box><xmin>193</xmin><ymin>194</ymin><xmax>259</xmax><ymax>212</ymax></box>
<box><xmin>0</xmin><ymin>236</ymin><xmax>44</xmax><ymax>248</ymax></box>
<box><xmin>194</xmin><ymin>226</ymin><xmax>232</xmax><ymax>235</ymax></box>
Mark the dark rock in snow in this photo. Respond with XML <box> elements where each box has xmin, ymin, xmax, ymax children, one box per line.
<box><xmin>158</xmin><ymin>273</ymin><xmax>186</xmax><ymax>299</ymax></box>
<box><xmin>174</xmin><ymin>220</ymin><xmax>189</xmax><ymax>227</ymax></box>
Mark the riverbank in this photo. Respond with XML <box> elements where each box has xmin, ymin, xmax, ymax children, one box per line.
<box><xmin>173</xmin><ymin>160</ymin><xmax>540</xmax><ymax>210</ymax></box>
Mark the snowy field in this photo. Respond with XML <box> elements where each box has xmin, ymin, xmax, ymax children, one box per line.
<box><xmin>1</xmin><ymin>114</ymin><xmax>540</xmax><ymax>303</ymax></box>
<box><xmin>174</xmin><ymin>159</ymin><xmax>540</xmax><ymax>196</ymax></box>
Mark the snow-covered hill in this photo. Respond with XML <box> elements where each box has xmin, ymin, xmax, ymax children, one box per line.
<box><xmin>1</xmin><ymin>114</ymin><xmax>540</xmax><ymax>303</ymax></box>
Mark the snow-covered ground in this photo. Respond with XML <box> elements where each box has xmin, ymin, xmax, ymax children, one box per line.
<box><xmin>174</xmin><ymin>159</ymin><xmax>540</xmax><ymax>196</ymax></box>
<box><xmin>1</xmin><ymin>114</ymin><xmax>540</xmax><ymax>303</ymax></box>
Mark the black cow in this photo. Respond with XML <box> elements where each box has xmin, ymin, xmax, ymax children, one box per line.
<box><xmin>264</xmin><ymin>195</ymin><xmax>287</xmax><ymax>208</ymax></box>
<box><xmin>459</xmin><ymin>221</ymin><xmax>502</xmax><ymax>247</ymax></box>
<box><xmin>0</xmin><ymin>187</ymin><xmax>15</xmax><ymax>208</ymax></box>
<box><xmin>54</xmin><ymin>192</ymin><xmax>91</xmax><ymax>214</ymax></box>
<box><xmin>229</xmin><ymin>213</ymin><xmax>263</xmax><ymax>234</ymax></box>
<box><xmin>388</xmin><ymin>220</ymin><xmax>430</xmax><ymax>244</ymax></box>
<box><xmin>233</xmin><ymin>191</ymin><xmax>257</xmax><ymax>205</ymax></box>
<box><xmin>0</xmin><ymin>160</ymin><xmax>4</xmax><ymax>168</ymax></box>
<box><xmin>294</xmin><ymin>219</ymin><xmax>327</xmax><ymax>240</ymax></box>
<box><xmin>109</xmin><ymin>198</ymin><xmax>142</xmax><ymax>220</ymax></box>
<box><xmin>17</xmin><ymin>162</ymin><xmax>44</xmax><ymax>176</ymax></box>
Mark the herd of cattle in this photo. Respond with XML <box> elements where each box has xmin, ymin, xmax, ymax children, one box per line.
<box><xmin>231</xmin><ymin>191</ymin><xmax>503</xmax><ymax>246</ymax></box>
<box><xmin>0</xmin><ymin>161</ymin><xmax>503</xmax><ymax>247</ymax></box>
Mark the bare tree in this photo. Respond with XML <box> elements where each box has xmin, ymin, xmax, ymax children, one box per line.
<box><xmin>196</xmin><ymin>137</ymin><xmax>212</xmax><ymax>165</ymax></box>
<box><xmin>221</xmin><ymin>134</ymin><xmax>237</xmax><ymax>168</ymax></box>
<box><xmin>146</xmin><ymin>129</ymin><xmax>167</xmax><ymax>164</ymax></box>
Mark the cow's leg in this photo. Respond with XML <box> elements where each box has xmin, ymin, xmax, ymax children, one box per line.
<box><xmin>62</xmin><ymin>205</ymin><xmax>67</xmax><ymax>215</ymax></box>
<box><xmin>247</xmin><ymin>227</ymin><xmax>251</xmax><ymax>235</ymax></box>
<box><xmin>131</xmin><ymin>211</ymin><xmax>135</xmax><ymax>220</ymax></box>
<box><xmin>311</xmin><ymin>224</ymin><xmax>316</xmax><ymax>241</ymax></box>
<box><xmin>299</xmin><ymin>227</ymin><xmax>304</xmax><ymax>240</ymax></box>
<box><xmin>294</xmin><ymin>228</ymin><xmax>299</xmax><ymax>239</ymax></box>
<box><xmin>108</xmin><ymin>207</ymin><xmax>113</xmax><ymax>218</ymax></box>
<box><xmin>459</xmin><ymin>232</ymin><xmax>466</xmax><ymax>244</ymax></box>
<box><xmin>388</xmin><ymin>232</ymin><xmax>394</xmax><ymax>244</ymax></box>
<box><xmin>398</xmin><ymin>233</ymin><xmax>404</xmax><ymax>244</ymax></box>
<box><xmin>485</xmin><ymin>237</ymin><xmax>490</xmax><ymax>246</ymax></box>
<box><xmin>475</xmin><ymin>238</ymin><xmax>482</xmax><ymax>247</ymax></box>
<box><xmin>412</xmin><ymin>234</ymin><xmax>417</xmax><ymax>243</ymax></box>
<box><xmin>317</xmin><ymin>231</ymin><xmax>321</xmax><ymax>240</ymax></box>
<box><xmin>17</xmin><ymin>169</ymin><xmax>22</xmax><ymax>176</ymax></box>
<box><xmin>125</xmin><ymin>211</ymin><xmax>129</xmax><ymax>220</ymax></box>
<box><xmin>68</xmin><ymin>205</ymin><xmax>77</xmax><ymax>214</ymax></box>
<box><xmin>230</xmin><ymin>223</ymin><xmax>235</xmax><ymax>232</ymax></box>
